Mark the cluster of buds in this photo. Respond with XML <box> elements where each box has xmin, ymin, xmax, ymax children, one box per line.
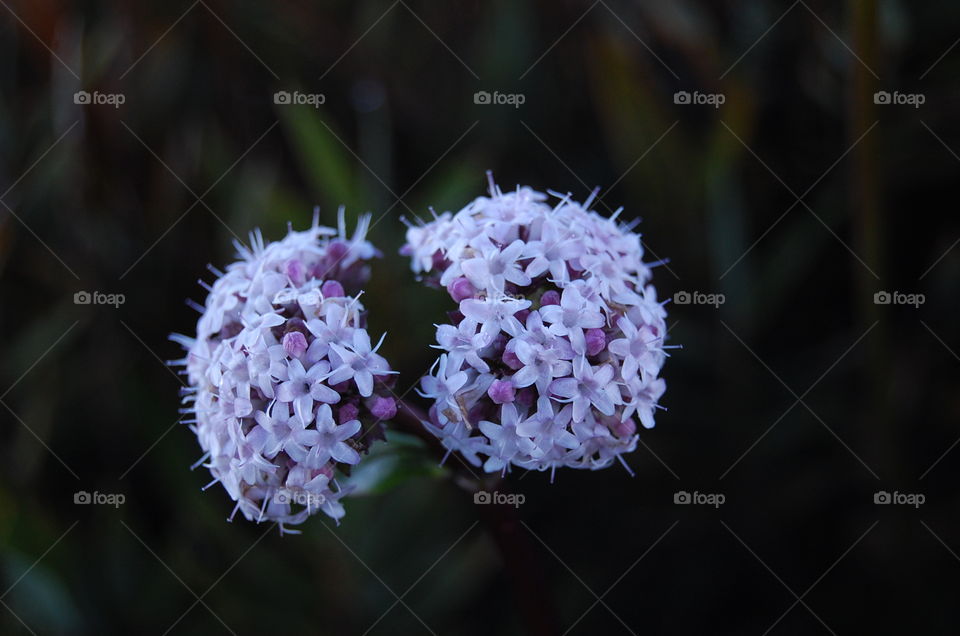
<box><xmin>402</xmin><ymin>176</ymin><xmax>670</xmax><ymax>477</ymax></box>
<box><xmin>172</xmin><ymin>210</ymin><xmax>397</xmax><ymax>532</ymax></box>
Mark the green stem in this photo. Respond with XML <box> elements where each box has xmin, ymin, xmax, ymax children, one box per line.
<box><xmin>392</xmin><ymin>399</ymin><xmax>561</xmax><ymax>636</ymax></box>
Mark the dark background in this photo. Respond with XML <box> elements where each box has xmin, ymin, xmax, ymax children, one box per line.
<box><xmin>1</xmin><ymin>1</ymin><xmax>958</xmax><ymax>634</ymax></box>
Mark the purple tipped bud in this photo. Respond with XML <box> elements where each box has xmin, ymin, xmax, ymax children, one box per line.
<box><xmin>428</xmin><ymin>405</ymin><xmax>441</xmax><ymax>427</ymax></box>
<box><xmin>515</xmin><ymin>387</ymin><xmax>536</xmax><ymax>408</ymax></box>
<box><xmin>468</xmin><ymin>403</ymin><xmax>488</xmax><ymax>424</ymax></box>
<box><xmin>285</xmin><ymin>259</ymin><xmax>306</xmax><ymax>286</ymax></box>
<box><xmin>282</xmin><ymin>331</ymin><xmax>308</xmax><ymax>358</ymax></box>
<box><xmin>585</xmin><ymin>328</ymin><xmax>607</xmax><ymax>356</ymax></box>
<box><xmin>327</xmin><ymin>241</ymin><xmax>349</xmax><ymax>260</ymax></box>
<box><xmin>447</xmin><ymin>277</ymin><xmax>476</xmax><ymax>302</ymax></box>
<box><xmin>502</xmin><ymin>348</ymin><xmax>523</xmax><ymax>370</ymax></box>
<box><xmin>284</xmin><ymin>317</ymin><xmax>307</xmax><ymax>334</ymax></box>
<box><xmin>487</xmin><ymin>380</ymin><xmax>516</xmax><ymax>404</ymax></box>
<box><xmin>370</xmin><ymin>396</ymin><xmax>397</xmax><ymax>420</ymax></box>
<box><xmin>540</xmin><ymin>290</ymin><xmax>561</xmax><ymax>306</ymax></box>
<box><xmin>488</xmin><ymin>333</ymin><xmax>508</xmax><ymax>357</ymax></box>
<box><xmin>515</xmin><ymin>309</ymin><xmax>531</xmax><ymax>324</ymax></box>
<box><xmin>321</xmin><ymin>280</ymin><xmax>345</xmax><ymax>298</ymax></box>
<box><xmin>611</xmin><ymin>418</ymin><xmax>637</xmax><ymax>438</ymax></box>
<box><xmin>338</xmin><ymin>402</ymin><xmax>360</xmax><ymax>424</ymax></box>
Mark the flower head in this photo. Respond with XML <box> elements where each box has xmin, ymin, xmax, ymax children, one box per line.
<box><xmin>403</xmin><ymin>176</ymin><xmax>671</xmax><ymax>475</ymax></box>
<box><xmin>172</xmin><ymin>209</ymin><xmax>396</xmax><ymax>532</ymax></box>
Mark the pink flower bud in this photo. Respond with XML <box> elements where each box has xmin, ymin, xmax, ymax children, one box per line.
<box><xmin>540</xmin><ymin>290</ymin><xmax>561</xmax><ymax>306</ymax></box>
<box><xmin>515</xmin><ymin>387</ymin><xmax>536</xmax><ymax>408</ymax></box>
<box><xmin>282</xmin><ymin>331</ymin><xmax>308</xmax><ymax>358</ymax></box>
<box><xmin>585</xmin><ymin>328</ymin><xmax>606</xmax><ymax>356</ymax></box>
<box><xmin>487</xmin><ymin>380</ymin><xmax>516</xmax><ymax>404</ymax></box>
<box><xmin>468</xmin><ymin>403</ymin><xmax>488</xmax><ymax>423</ymax></box>
<box><xmin>502</xmin><ymin>348</ymin><xmax>523</xmax><ymax>370</ymax></box>
<box><xmin>611</xmin><ymin>418</ymin><xmax>637</xmax><ymax>438</ymax></box>
<box><xmin>447</xmin><ymin>276</ymin><xmax>476</xmax><ymax>302</ymax></box>
<box><xmin>285</xmin><ymin>259</ymin><xmax>306</xmax><ymax>286</ymax></box>
<box><xmin>488</xmin><ymin>333</ymin><xmax>508</xmax><ymax>357</ymax></box>
<box><xmin>321</xmin><ymin>279</ymin><xmax>345</xmax><ymax>298</ymax></box>
<box><xmin>369</xmin><ymin>396</ymin><xmax>397</xmax><ymax>420</ymax></box>
<box><xmin>326</xmin><ymin>241</ymin><xmax>349</xmax><ymax>261</ymax></box>
<box><xmin>338</xmin><ymin>402</ymin><xmax>360</xmax><ymax>424</ymax></box>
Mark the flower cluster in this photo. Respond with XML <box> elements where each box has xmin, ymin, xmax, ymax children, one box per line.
<box><xmin>172</xmin><ymin>210</ymin><xmax>397</xmax><ymax>532</ymax></box>
<box><xmin>402</xmin><ymin>177</ymin><xmax>670</xmax><ymax>476</ymax></box>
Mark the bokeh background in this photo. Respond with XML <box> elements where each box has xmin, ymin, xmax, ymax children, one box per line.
<box><xmin>1</xmin><ymin>0</ymin><xmax>958</xmax><ymax>634</ymax></box>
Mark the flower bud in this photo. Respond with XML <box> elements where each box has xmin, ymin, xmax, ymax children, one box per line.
<box><xmin>585</xmin><ymin>328</ymin><xmax>606</xmax><ymax>356</ymax></box>
<box><xmin>321</xmin><ymin>279</ymin><xmax>345</xmax><ymax>298</ymax></box>
<box><xmin>487</xmin><ymin>379</ymin><xmax>516</xmax><ymax>404</ymax></box>
<box><xmin>282</xmin><ymin>331</ymin><xmax>308</xmax><ymax>358</ymax></box>
<box><xmin>369</xmin><ymin>396</ymin><xmax>397</xmax><ymax>420</ymax></box>
<box><xmin>447</xmin><ymin>276</ymin><xmax>476</xmax><ymax>302</ymax></box>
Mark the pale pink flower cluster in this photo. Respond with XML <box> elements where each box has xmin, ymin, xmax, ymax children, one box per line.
<box><xmin>173</xmin><ymin>210</ymin><xmax>396</xmax><ymax>532</ymax></box>
<box><xmin>403</xmin><ymin>178</ymin><xmax>669</xmax><ymax>476</ymax></box>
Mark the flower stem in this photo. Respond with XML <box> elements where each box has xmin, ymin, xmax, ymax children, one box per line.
<box><xmin>392</xmin><ymin>398</ymin><xmax>560</xmax><ymax>636</ymax></box>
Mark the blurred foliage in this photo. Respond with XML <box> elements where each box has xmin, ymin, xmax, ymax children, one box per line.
<box><xmin>1</xmin><ymin>0</ymin><xmax>959</xmax><ymax>634</ymax></box>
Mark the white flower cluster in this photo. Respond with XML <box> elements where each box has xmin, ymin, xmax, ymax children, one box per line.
<box><xmin>403</xmin><ymin>178</ymin><xmax>670</xmax><ymax>476</ymax></box>
<box><xmin>172</xmin><ymin>210</ymin><xmax>397</xmax><ymax>532</ymax></box>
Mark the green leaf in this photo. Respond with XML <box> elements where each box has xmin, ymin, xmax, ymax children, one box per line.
<box><xmin>277</xmin><ymin>105</ymin><xmax>356</xmax><ymax>211</ymax></box>
<box><xmin>344</xmin><ymin>431</ymin><xmax>445</xmax><ymax>496</ymax></box>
